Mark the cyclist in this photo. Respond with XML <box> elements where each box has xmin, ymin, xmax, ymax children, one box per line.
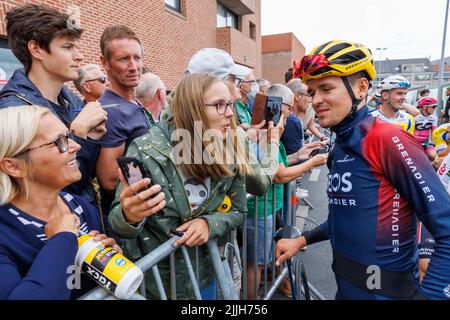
<box><xmin>433</xmin><ymin>123</ymin><xmax>450</xmax><ymax>158</ymax></box>
<box><xmin>371</xmin><ymin>75</ymin><xmax>415</xmax><ymax>135</ymax></box>
<box><xmin>414</xmin><ymin>97</ymin><xmax>438</xmax><ymax>162</ymax></box>
<box><xmin>275</xmin><ymin>40</ymin><xmax>450</xmax><ymax>300</ymax></box>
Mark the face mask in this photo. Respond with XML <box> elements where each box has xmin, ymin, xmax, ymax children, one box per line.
<box><xmin>246</xmin><ymin>82</ymin><xmax>260</xmax><ymax>113</ymax></box>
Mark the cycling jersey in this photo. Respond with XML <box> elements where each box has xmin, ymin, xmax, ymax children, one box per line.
<box><xmin>417</xmin><ymin>222</ymin><xmax>435</xmax><ymax>259</ymax></box>
<box><xmin>414</xmin><ymin>113</ymin><xmax>437</xmax><ymax>144</ymax></box>
<box><xmin>304</xmin><ymin>106</ymin><xmax>450</xmax><ymax>299</ymax></box>
<box><xmin>370</xmin><ymin>109</ymin><xmax>415</xmax><ymax>135</ymax></box>
<box><xmin>433</xmin><ymin>123</ymin><xmax>450</xmax><ymax>153</ymax></box>
<box><xmin>437</xmin><ymin>153</ymin><xmax>450</xmax><ymax>195</ymax></box>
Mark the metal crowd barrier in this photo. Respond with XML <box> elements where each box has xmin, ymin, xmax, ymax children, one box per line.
<box><xmin>80</xmin><ymin>179</ymin><xmax>323</xmax><ymax>300</ymax></box>
<box><xmin>79</xmin><ymin>237</ymin><xmax>237</xmax><ymax>300</ymax></box>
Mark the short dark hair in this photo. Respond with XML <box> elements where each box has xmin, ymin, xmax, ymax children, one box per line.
<box><xmin>100</xmin><ymin>25</ymin><xmax>142</xmax><ymax>61</ymax></box>
<box><xmin>346</xmin><ymin>71</ymin><xmax>371</xmax><ymax>85</ymax></box>
<box><xmin>6</xmin><ymin>4</ymin><xmax>83</xmax><ymax>73</ymax></box>
<box><xmin>419</xmin><ymin>89</ymin><xmax>430</xmax><ymax>96</ymax></box>
<box><xmin>285</xmin><ymin>67</ymin><xmax>293</xmax><ymax>84</ymax></box>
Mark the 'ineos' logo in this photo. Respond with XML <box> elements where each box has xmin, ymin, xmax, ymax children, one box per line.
<box><xmin>327</xmin><ymin>172</ymin><xmax>352</xmax><ymax>193</ymax></box>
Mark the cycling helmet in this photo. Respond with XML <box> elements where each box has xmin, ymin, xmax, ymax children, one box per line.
<box><xmin>293</xmin><ymin>40</ymin><xmax>376</xmax><ymax>122</ymax></box>
<box><xmin>374</xmin><ymin>90</ymin><xmax>382</xmax><ymax>100</ymax></box>
<box><xmin>418</xmin><ymin>96</ymin><xmax>438</xmax><ymax>108</ymax></box>
<box><xmin>293</xmin><ymin>40</ymin><xmax>376</xmax><ymax>82</ymax></box>
<box><xmin>379</xmin><ymin>75</ymin><xmax>411</xmax><ymax>92</ymax></box>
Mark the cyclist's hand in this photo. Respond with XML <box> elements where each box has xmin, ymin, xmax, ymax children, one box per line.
<box><xmin>275</xmin><ymin>236</ymin><xmax>306</xmax><ymax>266</ymax></box>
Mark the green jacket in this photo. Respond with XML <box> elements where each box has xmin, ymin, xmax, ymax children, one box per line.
<box><xmin>108</xmin><ymin>110</ymin><xmax>247</xmax><ymax>299</ymax></box>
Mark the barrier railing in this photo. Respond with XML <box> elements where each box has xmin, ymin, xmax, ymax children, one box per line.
<box><xmin>80</xmin><ymin>179</ymin><xmax>324</xmax><ymax>300</ymax></box>
<box><xmin>79</xmin><ymin>237</ymin><xmax>236</xmax><ymax>300</ymax></box>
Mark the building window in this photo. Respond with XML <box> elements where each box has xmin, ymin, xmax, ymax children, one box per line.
<box><xmin>415</xmin><ymin>74</ymin><xmax>432</xmax><ymax>81</ymax></box>
<box><xmin>165</xmin><ymin>0</ymin><xmax>181</xmax><ymax>12</ymax></box>
<box><xmin>0</xmin><ymin>39</ymin><xmax>22</xmax><ymax>89</ymax></box>
<box><xmin>402</xmin><ymin>64</ymin><xmax>423</xmax><ymax>73</ymax></box>
<box><xmin>217</xmin><ymin>2</ymin><xmax>238</xmax><ymax>29</ymax></box>
<box><xmin>249</xmin><ymin>22</ymin><xmax>256</xmax><ymax>40</ymax></box>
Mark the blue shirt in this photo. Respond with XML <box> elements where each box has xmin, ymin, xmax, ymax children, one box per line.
<box><xmin>0</xmin><ymin>69</ymin><xmax>99</xmax><ymax>207</ymax></box>
<box><xmin>99</xmin><ymin>90</ymin><xmax>152</xmax><ymax>150</ymax></box>
<box><xmin>0</xmin><ymin>192</ymin><xmax>103</xmax><ymax>300</ymax></box>
<box><xmin>309</xmin><ymin>106</ymin><xmax>450</xmax><ymax>299</ymax></box>
<box><xmin>280</xmin><ymin>113</ymin><xmax>304</xmax><ymax>155</ymax></box>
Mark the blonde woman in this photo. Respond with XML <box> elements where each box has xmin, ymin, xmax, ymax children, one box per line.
<box><xmin>109</xmin><ymin>73</ymin><xmax>252</xmax><ymax>299</ymax></box>
<box><xmin>0</xmin><ymin>106</ymin><xmax>117</xmax><ymax>300</ymax></box>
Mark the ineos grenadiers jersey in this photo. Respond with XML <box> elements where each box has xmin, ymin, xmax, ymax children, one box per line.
<box><xmin>319</xmin><ymin>106</ymin><xmax>450</xmax><ymax>299</ymax></box>
<box><xmin>370</xmin><ymin>109</ymin><xmax>415</xmax><ymax>135</ymax></box>
<box><xmin>433</xmin><ymin>123</ymin><xmax>450</xmax><ymax>153</ymax></box>
<box><xmin>414</xmin><ymin>113</ymin><xmax>438</xmax><ymax>144</ymax></box>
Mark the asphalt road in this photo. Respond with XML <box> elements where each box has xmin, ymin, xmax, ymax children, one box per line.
<box><xmin>295</xmin><ymin>166</ymin><xmax>337</xmax><ymax>300</ymax></box>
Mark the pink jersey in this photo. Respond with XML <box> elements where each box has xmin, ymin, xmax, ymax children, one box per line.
<box><xmin>414</xmin><ymin>113</ymin><xmax>437</xmax><ymax>143</ymax></box>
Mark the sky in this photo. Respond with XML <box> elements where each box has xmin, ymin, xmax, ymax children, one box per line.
<box><xmin>261</xmin><ymin>0</ymin><xmax>450</xmax><ymax>62</ymax></box>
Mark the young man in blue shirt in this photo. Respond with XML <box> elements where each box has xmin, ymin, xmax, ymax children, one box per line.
<box><xmin>0</xmin><ymin>3</ymin><xmax>107</xmax><ymax>207</ymax></box>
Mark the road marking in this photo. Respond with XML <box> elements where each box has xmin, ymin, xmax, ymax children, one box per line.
<box><xmin>309</xmin><ymin>169</ymin><xmax>321</xmax><ymax>182</ymax></box>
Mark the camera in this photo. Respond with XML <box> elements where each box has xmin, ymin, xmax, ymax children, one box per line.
<box><xmin>251</xmin><ymin>93</ymin><xmax>283</xmax><ymax>128</ymax></box>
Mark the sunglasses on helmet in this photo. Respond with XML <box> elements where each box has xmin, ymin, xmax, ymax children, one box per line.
<box><xmin>293</xmin><ymin>54</ymin><xmax>330</xmax><ymax>79</ymax></box>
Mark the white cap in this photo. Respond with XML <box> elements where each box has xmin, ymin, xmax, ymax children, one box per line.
<box><xmin>186</xmin><ymin>48</ymin><xmax>251</xmax><ymax>79</ymax></box>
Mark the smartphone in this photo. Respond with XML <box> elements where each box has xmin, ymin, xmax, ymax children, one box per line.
<box><xmin>309</xmin><ymin>144</ymin><xmax>330</xmax><ymax>158</ymax></box>
<box><xmin>116</xmin><ymin>157</ymin><xmax>151</xmax><ymax>194</ymax></box>
<box><xmin>250</xmin><ymin>93</ymin><xmax>283</xmax><ymax>128</ymax></box>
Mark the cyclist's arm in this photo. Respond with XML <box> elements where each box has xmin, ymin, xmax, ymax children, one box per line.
<box><xmin>363</xmin><ymin>125</ymin><xmax>450</xmax><ymax>299</ymax></box>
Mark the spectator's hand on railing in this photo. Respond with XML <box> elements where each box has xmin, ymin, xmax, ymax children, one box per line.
<box><xmin>70</xmin><ymin>101</ymin><xmax>108</xmax><ymax>140</ymax></box>
<box><xmin>275</xmin><ymin>236</ymin><xmax>307</xmax><ymax>267</ymax></box>
<box><xmin>87</xmin><ymin>230</ymin><xmax>123</xmax><ymax>254</ymax></box>
<box><xmin>119</xmin><ymin>170</ymin><xmax>166</xmax><ymax>224</ymax></box>
<box><xmin>44</xmin><ymin>212</ymin><xmax>80</xmax><ymax>238</ymax></box>
<box><xmin>173</xmin><ymin>218</ymin><xmax>210</xmax><ymax>247</ymax></box>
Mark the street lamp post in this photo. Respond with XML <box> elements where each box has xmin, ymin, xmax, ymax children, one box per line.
<box><xmin>376</xmin><ymin>48</ymin><xmax>387</xmax><ymax>83</ymax></box>
<box><xmin>437</xmin><ymin>0</ymin><xmax>450</xmax><ymax>123</ymax></box>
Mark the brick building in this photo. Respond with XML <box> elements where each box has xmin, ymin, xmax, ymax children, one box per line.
<box><xmin>0</xmin><ymin>0</ymin><xmax>261</xmax><ymax>90</ymax></box>
<box><xmin>261</xmin><ymin>32</ymin><xmax>305</xmax><ymax>85</ymax></box>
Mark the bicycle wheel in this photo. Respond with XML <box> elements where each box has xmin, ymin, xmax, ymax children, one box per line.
<box><xmin>295</xmin><ymin>216</ymin><xmax>320</xmax><ymax>233</ymax></box>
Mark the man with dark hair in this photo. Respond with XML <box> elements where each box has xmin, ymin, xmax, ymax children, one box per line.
<box><xmin>440</xmin><ymin>87</ymin><xmax>450</xmax><ymax>123</ymax></box>
<box><xmin>0</xmin><ymin>3</ymin><xmax>107</xmax><ymax>207</ymax></box>
<box><xmin>96</xmin><ymin>25</ymin><xmax>154</xmax><ymax>215</ymax></box>
<box><xmin>285</xmin><ymin>67</ymin><xmax>293</xmax><ymax>84</ymax></box>
<box><xmin>276</xmin><ymin>40</ymin><xmax>450</xmax><ymax>300</ymax></box>
<box><xmin>419</xmin><ymin>89</ymin><xmax>431</xmax><ymax>98</ymax></box>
